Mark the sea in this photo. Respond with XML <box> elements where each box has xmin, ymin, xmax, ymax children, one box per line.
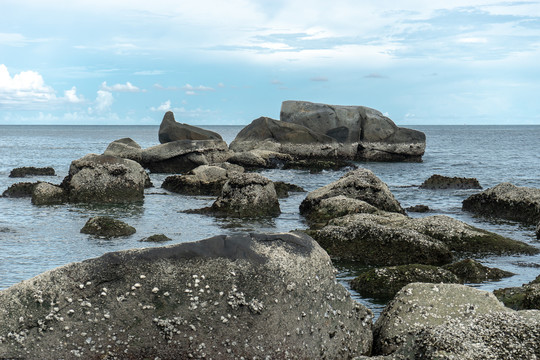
<box><xmin>1</xmin><ymin>124</ymin><xmax>539</xmax><ymax>317</ymax></box>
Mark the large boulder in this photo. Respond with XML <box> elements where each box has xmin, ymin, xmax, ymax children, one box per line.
<box><xmin>210</xmin><ymin>173</ymin><xmax>281</xmax><ymax>217</ymax></box>
<box><xmin>103</xmin><ymin>137</ymin><xmax>143</xmax><ymax>163</ymax></box>
<box><xmin>140</xmin><ymin>139</ymin><xmax>230</xmax><ymax>173</ymax></box>
<box><xmin>462</xmin><ymin>182</ymin><xmax>540</xmax><ymax>225</ymax></box>
<box><xmin>159</xmin><ymin>111</ymin><xmax>222</xmax><ymax>143</ymax></box>
<box><xmin>280</xmin><ymin>100</ymin><xmax>426</xmax><ymax>162</ymax></box>
<box><xmin>162</xmin><ymin>164</ymin><xmax>244</xmax><ymax>196</ymax></box>
<box><xmin>0</xmin><ymin>232</ymin><xmax>373</xmax><ymax>359</ymax></box>
<box><xmin>419</xmin><ymin>174</ymin><xmax>482</xmax><ymax>190</ymax></box>
<box><xmin>373</xmin><ymin>283</ymin><xmax>529</xmax><ymax>358</ymax></box>
<box><xmin>303</xmin><ymin>195</ymin><xmax>380</xmax><ymax>228</ymax></box>
<box><xmin>9</xmin><ymin>166</ymin><xmax>55</xmax><ymax>178</ymax></box>
<box><xmin>300</xmin><ymin>168</ymin><xmax>406</xmax><ymax>218</ymax></box>
<box><xmin>62</xmin><ymin>154</ymin><xmax>146</xmax><ymax>203</ymax></box>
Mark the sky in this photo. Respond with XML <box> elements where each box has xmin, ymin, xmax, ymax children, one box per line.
<box><xmin>1</xmin><ymin>0</ymin><xmax>540</xmax><ymax>126</ymax></box>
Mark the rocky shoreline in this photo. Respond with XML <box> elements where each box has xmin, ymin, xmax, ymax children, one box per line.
<box><xmin>1</xmin><ymin>102</ymin><xmax>539</xmax><ymax>358</ymax></box>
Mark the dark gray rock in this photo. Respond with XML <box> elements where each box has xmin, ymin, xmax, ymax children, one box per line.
<box><xmin>406</xmin><ymin>205</ymin><xmax>430</xmax><ymax>213</ymax></box>
<box><xmin>2</xmin><ymin>182</ymin><xmax>38</xmax><ymax>198</ymax></box>
<box><xmin>62</xmin><ymin>154</ymin><xmax>146</xmax><ymax>203</ymax></box>
<box><xmin>537</xmin><ymin>221</ymin><xmax>540</xmax><ymax>240</ymax></box>
<box><xmin>300</xmin><ymin>168</ymin><xmax>406</xmax><ymax>218</ymax></box>
<box><xmin>303</xmin><ymin>195</ymin><xmax>380</xmax><ymax>229</ymax></box>
<box><xmin>140</xmin><ymin>234</ymin><xmax>172</xmax><ymax>242</ymax></box>
<box><xmin>280</xmin><ymin>100</ymin><xmax>426</xmax><ymax>162</ymax></box>
<box><xmin>419</xmin><ymin>174</ymin><xmax>482</xmax><ymax>190</ymax></box>
<box><xmin>80</xmin><ymin>216</ymin><xmax>136</xmax><ymax>237</ymax></box>
<box><xmin>162</xmin><ymin>164</ymin><xmax>243</xmax><ymax>196</ymax></box>
<box><xmin>273</xmin><ymin>181</ymin><xmax>305</xmax><ymax>198</ymax></box>
<box><xmin>0</xmin><ymin>232</ymin><xmax>373</xmax><ymax>359</ymax></box>
<box><xmin>159</xmin><ymin>111</ymin><xmax>222</xmax><ymax>143</ymax></box>
<box><xmin>443</xmin><ymin>258</ymin><xmax>515</xmax><ymax>283</ymax></box>
<box><xmin>9</xmin><ymin>166</ymin><xmax>55</xmax><ymax>178</ymax></box>
<box><xmin>494</xmin><ymin>274</ymin><xmax>540</xmax><ymax>310</ymax></box>
<box><xmin>103</xmin><ymin>137</ymin><xmax>143</xmax><ymax>162</ymax></box>
<box><xmin>31</xmin><ymin>182</ymin><xmax>66</xmax><ymax>205</ymax></box>
<box><xmin>351</xmin><ymin>264</ymin><xmax>460</xmax><ymax>299</ymax></box>
<box><xmin>210</xmin><ymin>173</ymin><xmax>281</xmax><ymax>217</ymax></box>
<box><xmin>462</xmin><ymin>182</ymin><xmax>540</xmax><ymax>225</ymax></box>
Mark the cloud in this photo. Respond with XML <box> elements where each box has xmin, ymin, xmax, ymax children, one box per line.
<box><xmin>100</xmin><ymin>81</ymin><xmax>141</xmax><ymax>92</ymax></box>
<box><xmin>310</xmin><ymin>76</ymin><xmax>328</xmax><ymax>82</ymax></box>
<box><xmin>182</xmin><ymin>84</ymin><xmax>215</xmax><ymax>92</ymax></box>
<box><xmin>134</xmin><ymin>70</ymin><xmax>165</xmax><ymax>76</ymax></box>
<box><xmin>63</xmin><ymin>86</ymin><xmax>84</xmax><ymax>103</ymax></box>
<box><xmin>364</xmin><ymin>73</ymin><xmax>386</xmax><ymax>79</ymax></box>
<box><xmin>150</xmin><ymin>100</ymin><xmax>171</xmax><ymax>112</ymax></box>
<box><xmin>88</xmin><ymin>90</ymin><xmax>113</xmax><ymax>114</ymax></box>
<box><xmin>271</xmin><ymin>79</ymin><xmax>284</xmax><ymax>85</ymax></box>
<box><xmin>0</xmin><ymin>64</ymin><xmax>56</xmax><ymax>108</ymax></box>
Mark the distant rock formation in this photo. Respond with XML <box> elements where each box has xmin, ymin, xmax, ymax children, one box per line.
<box><xmin>159</xmin><ymin>111</ymin><xmax>222</xmax><ymax>143</ymax></box>
<box><xmin>9</xmin><ymin>166</ymin><xmax>55</xmax><ymax>178</ymax></box>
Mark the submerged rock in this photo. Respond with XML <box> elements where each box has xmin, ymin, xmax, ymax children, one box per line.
<box><xmin>462</xmin><ymin>182</ymin><xmax>540</xmax><ymax>225</ymax></box>
<box><xmin>419</xmin><ymin>174</ymin><xmax>482</xmax><ymax>190</ymax></box>
<box><xmin>406</xmin><ymin>204</ymin><xmax>430</xmax><ymax>213</ymax></box>
<box><xmin>80</xmin><ymin>216</ymin><xmax>136</xmax><ymax>237</ymax></box>
<box><xmin>140</xmin><ymin>234</ymin><xmax>172</xmax><ymax>242</ymax></box>
<box><xmin>351</xmin><ymin>264</ymin><xmax>459</xmax><ymax>299</ymax></box>
<box><xmin>9</xmin><ymin>166</ymin><xmax>55</xmax><ymax>178</ymax></box>
<box><xmin>210</xmin><ymin>173</ymin><xmax>281</xmax><ymax>217</ymax></box>
<box><xmin>158</xmin><ymin>111</ymin><xmax>222</xmax><ymax>143</ymax></box>
<box><xmin>63</xmin><ymin>154</ymin><xmax>146</xmax><ymax>203</ymax></box>
<box><xmin>2</xmin><ymin>182</ymin><xmax>38</xmax><ymax>198</ymax></box>
<box><xmin>0</xmin><ymin>232</ymin><xmax>373</xmax><ymax>359</ymax></box>
<box><xmin>300</xmin><ymin>168</ymin><xmax>406</xmax><ymax>219</ymax></box>
<box><xmin>442</xmin><ymin>258</ymin><xmax>515</xmax><ymax>283</ymax></box>
<box><xmin>273</xmin><ymin>181</ymin><xmax>305</xmax><ymax>198</ymax></box>
<box><xmin>494</xmin><ymin>274</ymin><xmax>540</xmax><ymax>310</ymax></box>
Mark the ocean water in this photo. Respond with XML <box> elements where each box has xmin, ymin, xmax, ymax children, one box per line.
<box><xmin>1</xmin><ymin>125</ymin><xmax>539</xmax><ymax>316</ymax></box>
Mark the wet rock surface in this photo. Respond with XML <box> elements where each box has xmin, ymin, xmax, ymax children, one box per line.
<box><xmin>2</xmin><ymin>182</ymin><xmax>38</xmax><ymax>198</ymax></box>
<box><xmin>162</xmin><ymin>164</ymin><xmax>244</xmax><ymax>196</ymax></box>
<box><xmin>273</xmin><ymin>181</ymin><xmax>305</xmax><ymax>198</ymax></box>
<box><xmin>80</xmin><ymin>216</ymin><xmax>136</xmax><ymax>237</ymax></box>
<box><xmin>0</xmin><ymin>232</ymin><xmax>373</xmax><ymax>359</ymax></box>
<box><xmin>419</xmin><ymin>174</ymin><xmax>482</xmax><ymax>190</ymax></box>
<box><xmin>462</xmin><ymin>182</ymin><xmax>540</xmax><ymax>225</ymax></box>
<box><xmin>442</xmin><ymin>258</ymin><xmax>515</xmax><ymax>283</ymax></box>
<box><xmin>406</xmin><ymin>204</ymin><xmax>430</xmax><ymax>213</ymax></box>
<box><xmin>62</xmin><ymin>154</ymin><xmax>147</xmax><ymax>203</ymax></box>
<box><xmin>494</xmin><ymin>274</ymin><xmax>540</xmax><ymax>310</ymax></box>
<box><xmin>159</xmin><ymin>111</ymin><xmax>223</xmax><ymax>143</ymax></box>
<box><xmin>9</xmin><ymin>166</ymin><xmax>56</xmax><ymax>178</ymax></box>
<box><xmin>139</xmin><ymin>234</ymin><xmax>172</xmax><ymax>242</ymax></box>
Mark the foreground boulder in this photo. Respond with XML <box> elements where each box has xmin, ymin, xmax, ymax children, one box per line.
<box><xmin>9</xmin><ymin>166</ymin><xmax>55</xmax><ymax>178</ymax></box>
<box><xmin>419</xmin><ymin>174</ymin><xmax>482</xmax><ymax>190</ymax></box>
<box><xmin>209</xmin><ymin>173</ymin><xmax>281</xmax><ymax>217</ymax></box>
<box><xmin>0</xmin><ymin>232</ymin><xmax>373</xmax><ymax>359</ymax></box>
<box><xmin>300</xmin><ymin>168</ymin><xmax>406</xmax><ymax>220</ymax></box>
<box><xmin>162</xmin><ymin>164</ymin><xmax>243</xmax><ymax>196</ymax></box>
<box><xmin>80</xmin><ymin>216</ymin><xmax>136</xmax><ymax>237</ymax></box>
<box><xmin>62</xmin><ymin>154</ymin><xmax>146</xmax><ymax>203</ymax></box>
<box><xmin>462</xmin><ymin>182</ymin><xmax>540</xmax><ymax>224</ymax></box>
<box><xmin>373</xmin><ymin>283</ymin><xmax>540</xmax><ymax>358</ymax></box>
<box><xmin>159</xmin><ymin>111</ymin><xmax>222</xmax><ymax>143</ymax></box>
<box><xmin>494</xmin><ymin>275</ymin><xmax>540</xmax><ymax>310</ymax></box>
<box><xmin>281</xmin><ymin>101</ymin><xmax>426</xmax><ymax>162</ymax></box>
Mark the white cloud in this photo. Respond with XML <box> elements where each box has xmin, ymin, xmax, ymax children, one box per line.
<box><xmin>182</xmin><ymin>84</ymin><xmax>215</xmax><ymax>92</ymax></box>
<box><xmin>63</xmin><ymin>86</ymin><xmax>84</xmax><ymax>103</ymax></box>
<box><xmin>0</xmin><ymin>64</ymin><xmax>56</xmax><ymax>108</ymax></box>
<box><xmin>100</xmin><ymin>81</ymin><xmax>141</xmax><ymax>92</ymax></box>
<box><xmin>0</xmin><ymin>33</ymin><xmax>30</xmax><ymax>47</ymax></box>
<box><xmin>150</xmin><ymin>100</ymin><xmax>171</xmax><ymax>112</ymax></box>
<box><xmin>88</xmin><ymin>90</ymin><xmax>113</xmax><ymax>113</ymax></box>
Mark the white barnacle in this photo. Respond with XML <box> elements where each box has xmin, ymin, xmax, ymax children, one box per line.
<box><xmin>152</xmin><ymin>287</ymin><xmax>159</xmax><ymax>294</ymax></box>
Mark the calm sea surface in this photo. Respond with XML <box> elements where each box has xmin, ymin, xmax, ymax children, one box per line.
<box><xmin>1</xmin><ymin>125</ymin><xmax>540</xmax><ymax>316</ymax></box>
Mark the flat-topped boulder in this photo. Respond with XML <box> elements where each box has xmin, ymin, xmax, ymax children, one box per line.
<box><xmin>162</xmin><ymin>164</ymin><xmax>244</xmax><ymax>196</ymax></box>
<box><xmin>462</xmin><ymin>182</ymin><xmax>540</xmax><ymax>224</ymax></box>
<box><xmin>280</xmin><ymin>100</ymin><xmax>426</xmax><ymax>162</ymax></box>
<box><xmin>419</xmin><ymin>174</ymin><xmax>482</xmax><ymax>190</ymax></box>
<box><xmin>62</xmin><ymin>154</ymin><xmax>146</xmax><ymax>203</ymax></box>
<box><xmin>9</xmin><ymin>166</ymin><xmax>55</xmax><ymax>178</ymax></box>
<box><xmin>159</xmin><ymin>111</ymin><xmax>222</xmax><ymax>143</ymax></box>
<box><xmin>0</xmin><ymin>232</ymin><xmax>373</xmax><ymax>359</ymax></box>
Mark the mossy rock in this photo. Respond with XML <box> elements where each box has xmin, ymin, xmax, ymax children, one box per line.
<box><xmin>273</xmin><ymin>181</ymin><xmax>305</xmax><ymax>198</ymax></box>
<box><xmin>494</xmin><ymin>275</ymin><xmax>540</xmax><ymax>310</ymax></box>
<box><xmin>443</xmin><ymin>258</ymin><xmax>514</xmax><ymax>283</ymax></box>
<box><xmin>351</xmin><ymin>264</ymin><xmax>459</xmax><ymax>299</ymax></box>
<box><xmin>2</xmin><ymin>182</ymin><xmax>38</xmax><ymax>198</ymax></box>
<box><xmin>9</xmin><ymin>166</ymin><xmax>56</xmax><ymax>178</ymax></box>
<box><xmin>80</xmin><ymin>216</ymin><xmax>136</xmax><ymax>237</ymax></box>
<box><xmin>140</xmin><ymin>234</ymin><xmax>172</xmax><ymax>242</ymax></box>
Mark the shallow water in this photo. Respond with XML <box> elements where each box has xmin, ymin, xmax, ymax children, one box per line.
<box><xmin>1</xmin><ymin>124</ymin><xmax>539</xmax><ymax>317</ymax></box>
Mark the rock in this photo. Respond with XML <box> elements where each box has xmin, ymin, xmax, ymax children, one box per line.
<box><xmin>158</xmin><ymin>111</ymin><xmax>222</xmax><ymax>143</ymax></box>
<box><xmin>31</xmin><ymin>182</ymin><xmax>66</xmax><ymax>205</ymax></box>
<box><xmin>103</xmin><ymin>137</ymin><xmax>143</xmax><ymax>162</ymax></box>
<box><xmin>351</xmin><ymin>264</ymin><xmax>460</xmax><ymax>299</ymax></box>
<box><xmin>140</xmin><ymin>234</ymin><xmax>172</xmax><ymax>242</ymax></box>
<box><xmin>443</xmin><ymin>258</ymin><xmax>515</xmax><ymax>283</ymax></box>
<box><xmin>537</xmin><ymin>221</ymin><xmax>540</xmax><ymax>240</ymax></box>
<box><xmin>62</xmin><ymin>154</ymin><xmax>146</xmax><ymax>203</ymax></box>
<box><xmin>9</xmin><ymin>166</ymin><xmax>55</xmax><ymax>178</ymax></box>
<box><xmin>373</xmin><ymin>283</ymin><xmax>514</xmax><ymax>357</ymax></box>
<box><xmin>494</xmin><ymin>275</ymin><xmax>540</xmax><ymax>310</ymax></box>
<box><xmin>419</xmin><ymin>174</ymin><xmax>482</xmax><ymax>190</ymax></box>
<box><xmin>308</xmin><ymin>213</ymin><xmax>453</xmax><ymax>266</ymax></box>
<box><xmin>304</xmin><ymin>195</ymin><xmax>380</xmax><ymax>228</ymax></box>
<box><xmin>0</xmin><ymin>232</ymin><xmax>373</xmax><ymax>359</ymax></box>
<box><xmin>2</xmin><ymin>182</ymin><xmax>38</xmax><ymax>198</ymax></box>
<box><xmin>462</xmin><ymin>182</ymin><xmax>540</xmax><ymax>225</ymax></box>
<box><xmin>406</xmin><ymin>205</ymin><xmax>430</xmax><ymax>213</ymax></box>
<box><xmin>80</xmin><ymin>216</ymin><xmax>136</xmax><ymax>237</ymax></box>
<box><xmin>209</xmin><ymin>173</ymin><xmax>281</xmax><ymax>217</ymax></box>
<box><xmin>281</xmin><ymin>100</ymin><xmax>426</xmax><ymax>162</ymax></box>
<box><xmin>300</xmin><ymin>168</ymin><xmax>406</xmax><ymax>218</ymax></box>
<box><xmin>141</xmin><ymin>139</ymin><xmax>230</xmax><ymax>173</ymax></box>
<box><xmin>162</xmin><ymin>164</ymin><xmax>243</xmax><ymax>196</ymax></box>
<box><xmin>282</xmin><ymin>158</ymin><xmax>357</xmax><ymax>173</ymax></box>
<box><xmin>273</xmin><ymin>181</ymin><xmax>305</xmax><ymax>198</ymax></box>
<box><xmin>228</xmin><ymin>149</ymin><xmax>293</xmax><ymax>169</ymax></box>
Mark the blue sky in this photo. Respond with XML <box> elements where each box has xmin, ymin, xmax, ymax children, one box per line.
<box><xmin>1</xmin><ymin>0</ymin><xmax>539</xmax><ymax>125</ymax></box>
